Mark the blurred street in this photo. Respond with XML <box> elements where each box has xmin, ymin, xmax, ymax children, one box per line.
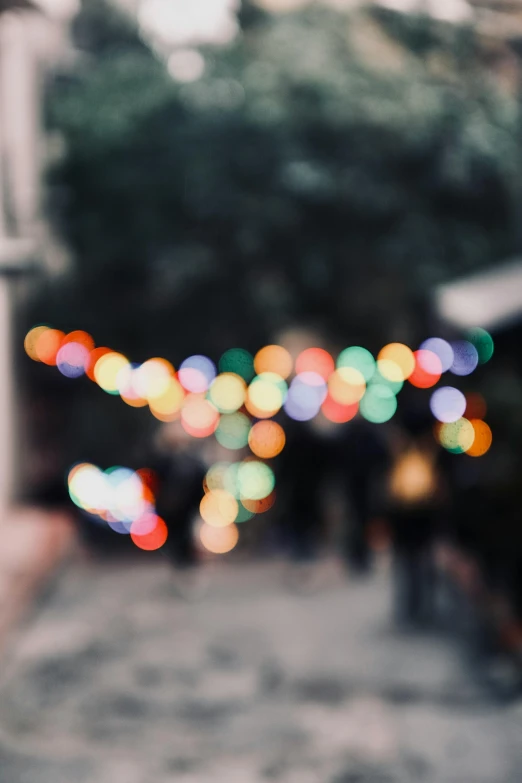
<box><xmin>1</xmin><ymin>555</ymin><xmax>521</xmax><ymax>783</ymax></box>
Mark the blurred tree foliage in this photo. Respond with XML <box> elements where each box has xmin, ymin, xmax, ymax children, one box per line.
<box><xmin>27</xmin><ymin>0</ymin><xmax>521</xmax><ymax>468</ymax></box>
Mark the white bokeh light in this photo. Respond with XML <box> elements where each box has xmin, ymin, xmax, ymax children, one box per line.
<box><xmin>168</xmin><ymin>48</ymin><xmax>205</xmax><ymax>82</ymax></box>
<box><xmin>138</xmin><ymin>0</ymin><xmax>239</xmax><ymax>46</ymax></box>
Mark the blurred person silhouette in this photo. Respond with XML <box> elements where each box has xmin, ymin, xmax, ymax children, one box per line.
<box><xmin>277</xmin><ymin>417</ymin><xmax>333</xmax><ymax>567</ymax></box>
<box><xmin>336</xmin><ymin>417</ymin><xmax>389</xmax><ymax>574</ymax></box>
<box><xmin>386</xmin><ymin>405</ymin><xmax>446</xmax><ymax>626</ymax></box>
<box><xmin>151</xmin><ymin>421</ymin><xmax>206</xmax><ymax>575</ymax></box>
<box><xmin>274</xmin><ymin>325</ymin><xmax>337</xmax><ymax>575</ymax></box>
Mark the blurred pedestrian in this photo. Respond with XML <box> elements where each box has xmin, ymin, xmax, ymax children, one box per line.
<box><xmin>386</xmin><ymin>413</ymin><xmax>445</xmax><ymax>626</ymax></box>
<box><xmin>151</xmin><ymin>422</ymin><xmax>206</xmax><ymax>571</ymax></box>
<box><xmin>336</xmin><ymin>417</ymin><xmax>389</xmax><ymax>574</ymax></box>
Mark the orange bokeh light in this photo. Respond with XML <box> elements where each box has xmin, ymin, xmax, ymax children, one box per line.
<box><xmin>377</xmin><ymin>343</ymin><xmax>415</xmax><ymax>380</ymax></box>
<box><xmin>295</xmin><ymin>348</ymin><xmax>335</xmax><ymax>381</ymax></box>
<box><xmin>34</xmin><ymin>329</ymin><xmax>65</xmax><ymax>366</ymax></box>
<box><xmin>241</xmin><ymin>490</ymin><xmax>276</xmax><ymax>514</ymax></box>
<box><xmin>62</xmin><ymin>330</ymin><xmax>95</xmax><ymax>352</ymax></box>
<box><xmin>24</xmin><ymin>326</ymin><xmax>49</xmax><ymax>361</ymax></box>
<box><xmin>199</xmin><ymin>521</ymin><xmax>239</xmax><ymax>554</ymax></box>
<box><xmin>254</xmin><ymin>345</ymin><xmax>293</xmax><ymax>380</ymax></box>
<box><xmin>248</xmin><ymin>420</ymin><xmax>286</xmax><ymax>459</ymax></box>
<box><xmin>466</xmin><ymin>420</ymin><xmax>492</xmax><ymax>457</ymax></box>
<box><xmin>85</xmin><ymin>347</ymin><xmax>112</xmax><ymax>381</ymax></box>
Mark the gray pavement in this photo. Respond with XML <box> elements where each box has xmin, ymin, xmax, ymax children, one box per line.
<box><xmin>0</xmin><ymin>554</ymin><xmax>521</xmax><ymax>783</ymax></box>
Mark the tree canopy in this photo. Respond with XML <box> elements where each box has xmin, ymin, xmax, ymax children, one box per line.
<box><xmin>28</xmin><ymin>0</ymin><xmax>521</xmax><ymax>464</ymax></box>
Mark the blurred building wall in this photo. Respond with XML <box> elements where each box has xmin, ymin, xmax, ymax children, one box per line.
<box><xmin>0</xmin><ymin>2</ymin><xmax>70</xmax><ymax>508</ymax></box>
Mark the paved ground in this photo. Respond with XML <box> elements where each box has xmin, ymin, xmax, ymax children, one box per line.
<box><xmin>0</xmin><ymin>553</ymin><xmax>521</xmax><ymax>783</ymax></box>
<box><xmin>0</xmin><ymin>507</ymin><xmax>73</xmax><ymax>646</ymax></box>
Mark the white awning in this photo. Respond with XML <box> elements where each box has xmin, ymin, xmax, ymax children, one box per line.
<box><xmin>435</xmin><ymin>259</ymin><xmax>522</xmax><ymax>333</ymax></box>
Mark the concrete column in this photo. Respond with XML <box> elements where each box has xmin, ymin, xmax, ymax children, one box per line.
<box><xmin>0</xmin><ymin>276</ymin><xmax>14</xmax><ymax>512</ymax></box>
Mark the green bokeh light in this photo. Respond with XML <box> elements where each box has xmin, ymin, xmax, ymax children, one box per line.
<box><xmin>235</xmin><ymin>502</ymin><xmax>256</xmax><ymax>523</ymax></box>
<box><xmin>219</xmin><ymin>348</ymin><xmax>255</xmax><ymax>383</ymax></box>
<box><xmin>337</xmin><ymin>346</ymin><xmax>376</xmax><ymax>382</ymax></box>
<box><xmin>466</xmin><ymin>327</ymin><xmax>494</xmax><ymax>364</ymax></box>
<box><xmin>368</xmin><ymin>367</ymin><xmax>403</xmax><ymax>396</ymax></box>
<box><xmin>215</xmin><ymin>412</ymin><xmax>251</xmax><ymax>450</ymax></box>
<box><xmin>237</xmin><ymin>461</ymin><xmax>275</xmax><ymax>500</ymax></box>
<box><xmin>359</xmin><ymin>384</ymin><xmax>397</xmax><ymax>423</ymax></box>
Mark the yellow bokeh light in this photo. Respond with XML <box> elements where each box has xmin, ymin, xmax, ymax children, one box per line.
<box><xmin>254</xmin><ymin>344</ymin><xmax>293</xmax><ymax>380</ymax></box>
<box><xmin>246</xmin><ymin>374</ymin><xmax>285</xmax><ymax>417</ymax></box>
<box><xmin>24</xmin><ymin>326</ymin><xmax>49</xmax><ymax>361</ymax></box>
<box><xmin>94</xmin><ymin>352</ymin><xmax>129</xmax><ymax>394</ymax></box>
<box><xmin>199</xmin><ymin>521</ymin><xmax>239</xmax><ymax>554</ymax></box>
<box><xmin>376</xmin><ymin>359</ymin><xmax>404</xmax><ymax>383</ymax></box>
<box><xmin>328</xmin><ymin>367</ymin><xmax>366</xmax><ymax>405</ymax></box>
<box><xmin>439</xmin><ymin>418</ymin><xmax>475</xmax><ymax>452</ymax></box>
<box><xmin>377</xmin><ymin>343</ymin><xmax>415</xmax><ymax>381</ymax></box>
<box><xmin>200</xmin><ymin>489</ymin><xmax>238</xmax><ymax>527</ymax></box>
<box><xmin>208</xmin><ymin>373</ymin><xmax>246</xmax><ymax>413</ymax></box>
<box><xmin>149</xmin><ymin>377</ymin><xmax>185</xmax><ymax>419</ymax></box>
<box><xmin>134</xmin><ymin>358</ymin><xmax>175</xmax><ymax>401</ymax></box>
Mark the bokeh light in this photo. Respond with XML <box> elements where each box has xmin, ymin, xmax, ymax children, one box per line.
<box><xmin>246</xmin><ymin>373</ymin><xmax>287</xmax><ymax>418</ymax></box>
<box><xmin>34</xmin><ymin>328</ymin><xmax>65</xmax><ymax>365</ymax></box>
<box><xmin>205</xmin><ymin>462</ymin><xmax>232</xmax><ymax>492</ymax></box>
<box><xmin>467</xmin><ymin>327</ymin><xmax>494</xmax><ymax>364</ymax></box>
<box><xmin>360</xmin><ymin>384</ymin><xmax>397</xmax><ymax>423</ymax></box>
<box><xmin>466</xmin><ymin>419</ymin><xmax>492</xmax><ymax>457</ymax></box>
<box><xmin>235</xmin><ymin>501</ymin><xmax>256</xmax><ymax>523</ymax></box>
<box><xmin>438</xmin><ymin>418</ymin><xmax>475</xmax><ymax>453</ymax></box>
<box><xmin>368</xmin><ymin>366</ymin><xmax>403</xmax><ymax>395</ymax></box>
<box><xmin>408</xmin><ymin>349</ymin><xmax>442</xmax><ymax>389</ymax></box>
<box><xmin>148</xmin><ymin>376</ymin><xmax>185</xmax><ymax>420</ymax></box>
<box><xmin>450</xmin><ymin>341</ymin><xmax>479</xmax><ymax>376</ymax></box>
<box><xmin>337</xmin><ymin>346</ymin><xmax>375</xmax><ymax>382</ymax></box>
<box><xmin>94</xmin><ymin>352</ymin><xmax>130</xmax><ymax>395</ymax></box>
<box><xmin>430</xmin><ymin>386</ymin><xmax>466</xmax><ymax>423</ymax></box>
<box><xmin>328</xmin><ymin>367</ymin><xmax>366</xmax><ymax>405</ymax></box>
<box><xmin>62</xmin><ymin>330</ymin><xmax>95</xmax><ymax>352</ymax></box>
<box><xmin>295</xmin><ymin>347</ymin><xmax>335</xmax><ymax>381</ymax></box>
<box><xmin>419</xmin><ymin>338</ymin><xmax>454</xmax><ymax>373</ymax></box>
<box><xmin>241</xmin><ymin>490</ymin><xmax>276</xmax><ymax>514</ymax></box>
<box><xmin>377</xmin><ymin>343</ymin><xmax>415</xmax><ymax>380</ymax></box>
<box><xmin>237</xmin><ymin>460</ymin><xmax>275</xmax><ymax>500</ymax></box>
<box><xmin>219</xmin><ymin>348</ymin><xmax>255</xmax><ymax>383</ymax></box>
<box><xmin>86</xmin><ymin>347</ymin><xmax>111</xmax><ymax>381</ymax></box>
<box><xmin>208</xmin><ymin>372</ymin><xmax>246</xmax><ymax>413</ymax></box>
<box><xmin>200</xmin><ymin>489</ymin><xmax>238</xmax><ymax>527</ymax></box>
<box><xmin>321</xmin><ymin>394</ymin><xmax>358</xmax><ymax>423</ymax></box>
<box><xmin>199</xmin><ymin>521</ymin><xmax>239</xmax><ymax>554</ymax></box>
<box><xmin>181</xmin><ymin>395</ymin><xmax>220</xmax><ymax>438</ymax></box>
<box><xmin>117</xmin><ymin>364</ymin><xmax>149</xmax><ymax>408</ymax></box>
<box><xmin>254</xmin><ymin>344</ymin><xmax>293</xmax><ymax>379</ymax></box>
<box><xmin>131</xmin><ymin>515</ymin><xmax>168</xmax><ymax>550</ymax></box>
<box><xmin>248</xmin><ymin>420</ymin><xmax>286</xmax><ymax>459</ymax></box>
<box><xmin>215</xmin><ymin>412</ymin><xmax>251</xmax><ymax>450</ymax></box>
<box><xmin>24</xmin><ymin>325</ymin><xmax>50</xmax><ymax>361</ymax></box>
<box><xmin>56</xmin><ymin>342</ymin><xmax>90</xmax><ymax>378</ymax></box>
<box><xmin>284</xmin><ymin>373</ymin><xmax>325</xmax><ymax>421</ymax></box>
<box><xmin>178</xmin><ymin>355</ymin><xmax>216</xmax><ymax>393</ymax></box>
<box><xmin>465</xmin><ymin>392</ymin><xmax>487</xmax><ymax>420</ymax></box>
<box><xmin>134</xmin><ymin>358</ymin><xmax>174</xmax><ymax>400</ymax></box>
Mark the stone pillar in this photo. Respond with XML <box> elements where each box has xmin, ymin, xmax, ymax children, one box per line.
<box><xmin>0</xmin><ymin>276</ymin><xmax>14</xmax><ymax>512</ymax></box>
